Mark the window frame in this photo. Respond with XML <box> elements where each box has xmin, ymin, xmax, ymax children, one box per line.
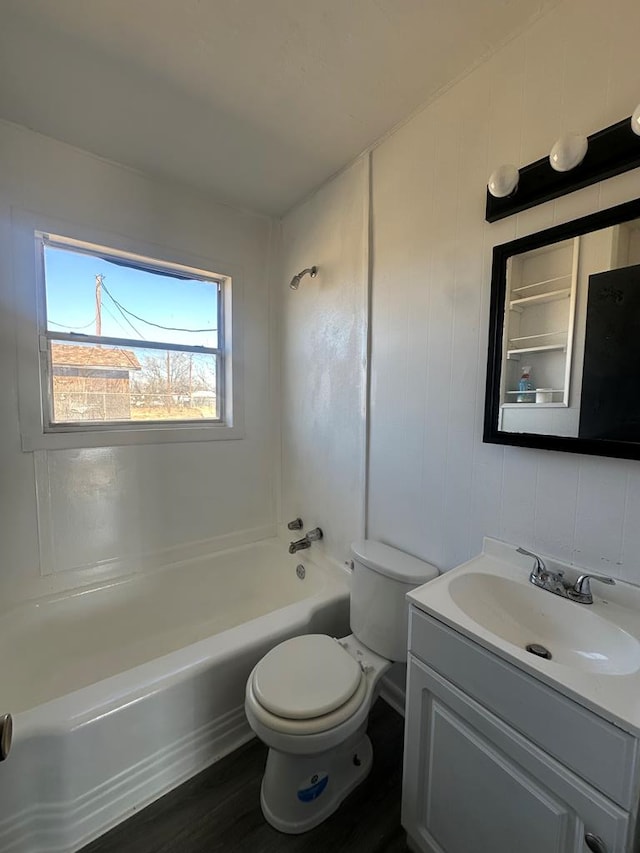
<box><xmin>13</xmin><ymin>210</ymin><xmax>244</xmax><ymax>450</ymax></box>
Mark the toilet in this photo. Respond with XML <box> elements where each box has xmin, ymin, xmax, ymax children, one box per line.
<box><xmin>244</xmin><ymin>539</ymin><xmax>438</xmax><ymax>834</ymax></box>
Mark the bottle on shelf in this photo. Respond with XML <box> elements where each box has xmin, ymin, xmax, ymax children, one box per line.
<box><xmin>517</xmin><ymin>366</ymin><xmax>534</xmax><ymax>402</ymax></box>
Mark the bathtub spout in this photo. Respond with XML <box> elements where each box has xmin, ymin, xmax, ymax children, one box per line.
<box><xmin>288</xmin><ymin>528</ymin><xmax>323</xmax><ymax>554</ymax></box>
<box><xmin>289</xmin><ymin>537</ymin><xmax>311</xmax><ymax>554</ymax></box>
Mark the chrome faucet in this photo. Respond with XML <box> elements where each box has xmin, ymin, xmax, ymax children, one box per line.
<box><xmin>517</xmin><ymin>547</ymin><xmax>615</xmax><ymax>605</ymax></box>
<box><xmin>289</xmin><ymin>527</ymin><xmax>323</xmax><ymax>555</ymax></box>
<box><xmin>517</xmin><ymin>546</ymin><xmax>548</xmax><ymax>580</ymax></box>
<box><xmin>517</xmin><ymin>547</ymin><xmax>565</xmax><ymax>595</ymax></box>
<box><xmin>289</xmin><ymin>537</ymin><xmax>311</xmax><ymax>554</ymax></box>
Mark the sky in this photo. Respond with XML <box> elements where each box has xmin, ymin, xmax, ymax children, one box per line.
<box><xmin>43</xmin><ymin>244</ymin><xmax>219</xmax><ymax>350</ymax></box>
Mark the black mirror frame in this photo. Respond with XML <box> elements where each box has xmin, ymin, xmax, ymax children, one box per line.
<box><xmin>483</xmin><ymin>196</ymin><xmax>640</xmax><ymax>461</ymax></box>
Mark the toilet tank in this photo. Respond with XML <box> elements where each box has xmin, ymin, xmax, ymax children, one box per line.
<box><xmin>350</xmin><ymin>540</ymin><xmax>439</xmax><ymax>662</ymax></box>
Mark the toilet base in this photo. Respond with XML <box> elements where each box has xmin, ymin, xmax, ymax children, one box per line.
<box><xmin>260</xmin><ymin>727</ymin><xmax>373</xmax><ymax>834</ymax></box>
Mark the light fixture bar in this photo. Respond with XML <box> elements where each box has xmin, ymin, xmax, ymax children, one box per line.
<box><xmin>486</xmin><ymin>116</ymin><xmax>640</xmax><ymax>223</ymax></box>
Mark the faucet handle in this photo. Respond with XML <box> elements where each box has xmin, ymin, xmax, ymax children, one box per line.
<box><xmin>573</xmin><ymin>573</ymin><xmax>615</xmax><ymax>596</ymax></box>
<box><xmin>0</xmin><ymin>714</ymin><xmax>12</xmax><ymax>761</ymax></box>
<box><xmin>306</xmin><ymin>527</ymin><xmax>323</xmax><ymax>542</ymax></box>
<box><xmin>516</xmin><ymin>546</ymin><xmax>547</xmax><ymax>577</ymax></box>
<box><xmin>287</xmin><ymin>518</ymin><xmax>304</xmax><ymax>530</ymax></box>
<box><xmin>568</xmin><ymin>573</ymin><xmax>615</xmax><ymax>604</ymax></box>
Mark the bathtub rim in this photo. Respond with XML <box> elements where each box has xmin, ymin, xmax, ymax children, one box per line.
<box><xmin>10</xmin><ymin>547</ymin><xmax>350</xmax><ymax>732</ymax></box>
<box><xmin>1</xmin><ymin>535</ymin><xmax>346</xmax><ymax>620</ymax></box>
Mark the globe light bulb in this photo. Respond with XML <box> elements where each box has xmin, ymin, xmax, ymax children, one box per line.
<box><xmin>549</xmin><ymin>133</ymin><xmax>588</xmax><ymax>172</ymax></box>
<box><xmin>631</xmin><ymin>104</ymin><xmax>640</xmax><ymax>137</ymax></box>
<box><xmin>488</xmin><ymin>164</ymin><xmax>519</xmax><ymax>198</ymax></box>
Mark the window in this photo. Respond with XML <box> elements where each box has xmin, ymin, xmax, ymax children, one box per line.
<box><xmin>17</xmin><ymin>226</ymin><xmax>242</xmax><ymax>449</ymax></box>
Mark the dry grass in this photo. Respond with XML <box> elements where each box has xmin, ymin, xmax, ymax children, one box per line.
<box><xmin>130</xmin><ymin>406</ymin><xmax>217</xmax><ymax>421</ymax></box>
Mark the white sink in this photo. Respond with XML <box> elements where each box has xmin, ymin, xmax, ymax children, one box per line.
<box><xmin>407</xmin><ymin>538</ymin><xmax>640</xmax><ymax>737</ymax></box>
<box><xmin>447</xmin><ymin>572</ymin><xmax>640</xmax><ymax>675</ymax></box>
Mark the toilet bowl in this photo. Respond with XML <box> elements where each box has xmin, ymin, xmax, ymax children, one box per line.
<box><xmin>244</xmin><ymin>539</ymin><xmax>439</xmax><ymax>834</ymax></box>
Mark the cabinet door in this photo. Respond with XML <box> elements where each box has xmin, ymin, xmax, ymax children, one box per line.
<box><xmin>402</xmin><ymin>656</ymin><xmax>629</xmax><ymax>853</ymax></box>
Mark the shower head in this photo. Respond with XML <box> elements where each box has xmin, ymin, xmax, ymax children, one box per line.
<box><xmin>289</xmin><ymin>266</ymin><xmax>318</xmax><ymax>290</ymax></box>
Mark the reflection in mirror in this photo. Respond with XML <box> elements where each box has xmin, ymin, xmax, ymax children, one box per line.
<box><xmin>500</xmin><ymin>236</ymin><xmax>578</xmax><ymax>434</ymax></box>
<box><xmin>484</xmin><ymin>199</ymin><xmax>640</xmax><ymax>460</ymax></box>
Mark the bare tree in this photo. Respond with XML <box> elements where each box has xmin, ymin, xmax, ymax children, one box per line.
<box><xmin>130</xmin><ymin>352</ymin><xmax>215</xmax><ymax>407</ymax></box>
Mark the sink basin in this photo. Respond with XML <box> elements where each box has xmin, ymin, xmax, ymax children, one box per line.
<box><xmin>447</xmin><ymin>572</ymin><xmax>640</xmax><ymax>675</ymax></box>
<box><xmin>408</xmin><ymin>538</ymin><xmax>640</xmax><ymax>736</ymax></box>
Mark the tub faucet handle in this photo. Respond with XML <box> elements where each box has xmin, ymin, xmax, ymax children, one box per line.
<box><xmin>306</xmin><ymin>527</ymin><xmax>323</xmax><ymax>542</ymax></box>
<box><xmin>287</xmin><ymin>518</ymin><xmax>303</xmax><ymax>530</ymax></box>
<box><xmin>0</xmin><ymin>714</ymin><xmax>12</xmax><ymax>761</ymax></box>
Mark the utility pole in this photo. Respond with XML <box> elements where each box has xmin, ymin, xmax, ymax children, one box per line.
<box><xmin>166</xmin><ymin>350</ymin><xmax>171</xmax><ymax>411</ymax></box>
<box><xmin>95</xmin><ymin>274</ymin><xmax>104</xmax><ymax>336</ymax></box>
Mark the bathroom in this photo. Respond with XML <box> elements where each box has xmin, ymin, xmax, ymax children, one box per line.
<box><xmin>1</xmin><ymin>0</ymin><xmax>640</xmax><ymax>851</ymax></box>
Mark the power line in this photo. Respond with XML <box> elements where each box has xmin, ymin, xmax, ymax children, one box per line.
<box><xmin>93</xmin><ymin>304</ymin><xmax>143</xmax><ymax>369</ymax></box>
<box><xmin>101</xmin><ymin>302</ymin><xmax>139</xmax><ymax>341</ymax></box>
<box><xmin>49</xmin><ymin>318</ymin><xmax>96</xmax><ymax>330</ymax></box>
<box><xmin>100</xmin><ymin>281</ymin><xmax>216</xmax><ymax>334</ymax></box>
<box><xmin>102</xmin><ymin>287</ymin><xmax>146</xmax><ymax>340</ymax></box>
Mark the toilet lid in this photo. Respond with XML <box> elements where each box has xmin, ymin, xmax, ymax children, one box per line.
<box><xmin>252</xmin><ymin>634</ymin><xmax>363</xmax><ymax>720</ymax></box>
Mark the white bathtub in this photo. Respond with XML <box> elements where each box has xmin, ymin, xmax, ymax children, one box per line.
<box><xmin>0</xmin><ymin>539</ymin><xmax>349</xmax><ymax>853</ymax></box>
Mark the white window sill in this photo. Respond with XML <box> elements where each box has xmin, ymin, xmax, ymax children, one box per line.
<box><xmin>21</xmin><ymin>422</ymin><xmax>244</xmax><ymax>451</ymax></box>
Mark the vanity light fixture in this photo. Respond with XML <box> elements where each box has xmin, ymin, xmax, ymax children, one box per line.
<box><xmin>487</xmin><ymin>109</ymin><xmax>640</xmax><ymax>222</ymax></box>
<box><xmin>549</xmin><ymin>132</ymin><xmax>589</xmax><ymax>172</ymax></box>
<box><xmin>487</xmin><ymin>164</ymin><xmax>519</xmax><ymax>199</ymax></box>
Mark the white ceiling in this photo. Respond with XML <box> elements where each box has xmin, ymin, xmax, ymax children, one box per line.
<box><xmin>0</xmin><ymin>0</ymin><xmax>558</xmax><ymax>215</ymax></box>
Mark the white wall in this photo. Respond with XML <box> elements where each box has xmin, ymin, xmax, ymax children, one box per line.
<box><xmin>368</xmin><ymin>0</ymin><xmax>640</xmax><ymax>580</ymax></box>
<box><xmin>4</xmin><ymin>0</ymin><xmax>640</xmax><ymax>609</ymax></box>
<box><xmin>0</xmin><ymin>121</ymin><xmax>277</xmax><ymax>604</ymax></box>
<box><xmin>278</xmin><ymin>158</ymin><xmax>369</xmax><ymax>566</ymax></box>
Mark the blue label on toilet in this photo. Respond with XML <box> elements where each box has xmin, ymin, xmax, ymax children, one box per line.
<box><xmin>297</xmin><ymin>771</ymin><xmax>328</xmax><ymax>802</ymax></box>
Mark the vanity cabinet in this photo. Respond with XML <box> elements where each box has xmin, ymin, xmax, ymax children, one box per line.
<box><xmin>402</xmin><ymin>607</ymin><xmax>638</xmax><ymax>853</ymax></box>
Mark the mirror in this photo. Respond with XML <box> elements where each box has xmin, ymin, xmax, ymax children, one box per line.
<box><xmin>484</xmin><ymin>198</ymin><xmax>640</xmax><ymax>461</ymax></box>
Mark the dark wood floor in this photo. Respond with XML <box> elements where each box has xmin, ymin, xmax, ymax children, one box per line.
<box><xmin>81</xmin><ymin>699</ymin><xmax>409</xmax><ymax>853</ymax></box>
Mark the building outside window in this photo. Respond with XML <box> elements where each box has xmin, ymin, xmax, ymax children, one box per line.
<box><xmin>50</xmin><ymin>343</ymin><xmax>142</xmax><ymax>422</ymax></box>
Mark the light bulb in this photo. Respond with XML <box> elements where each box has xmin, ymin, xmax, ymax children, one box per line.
<box><xmin>488</xmin><ymin>164</ymin><xmax>519</xmax><ymax>198</ymax></box>
<box><xmin>549</xmin><ymin>133</ymin><xmax>588</xmax><ymax>172</ymax></box>
<box><xmin>631</xmin><ymin>104</ymin><xmax>640</xmax><ymax>136</ymax></box>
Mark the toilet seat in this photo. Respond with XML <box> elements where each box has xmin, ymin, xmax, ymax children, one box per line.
<box><xmin>247</xmin><ymin>671</ymin><xmax>368</xmax><ymax>735</ymax></box>
<box><xmin>247</xmin><ymin>634</ymin><xmax>371</xmax><ymax>736</ymax></box>
<box><xmin>253</xmin><ymin>634</ymin><xmax>363</xmax><ymax>719</ymax></box>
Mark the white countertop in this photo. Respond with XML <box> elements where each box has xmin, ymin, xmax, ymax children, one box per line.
<box><xmin>408</xmin><ymin>537</ymin><xmax>640</xmax><ymax>738</ymax></box>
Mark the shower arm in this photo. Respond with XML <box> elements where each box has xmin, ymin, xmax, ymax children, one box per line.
<box><xmin>289</xmin><ymin>266</ymin><xmax>318</xmax><ymax>290</ymax></box>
